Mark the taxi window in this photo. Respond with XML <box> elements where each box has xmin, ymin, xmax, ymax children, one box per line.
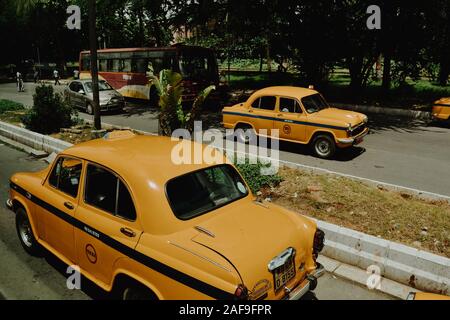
<box><xmin>251</xmin><ymin>96</ymin><xmax>276</xmax><ymax>111</ymax></box>
<box><xmin>280</xmin><ymin>98</ymin><xmax>302</xmax><ymax>113</ymax></box>
<box><xmin>49</xmin><ymin>157</ymin><xmax>82</xmax><ymax>198</ymax></box>
<box><xmin>166</xmin><ymin>165</ymin><xmax>248</xmax><ymax>220</ymax></box>
<box><xmin>84</xmin><ymin>164</ymin><xmax>136</xmax><ymax>220</ymax></box>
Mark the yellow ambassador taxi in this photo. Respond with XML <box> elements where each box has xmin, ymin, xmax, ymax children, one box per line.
<box><xmin>6</xmin><ymin>131</ymin><xmax>325</xmax><ymax>300</ymax></box>
<box><xmin>223</xmin><ymin>86</ymin><xmax>369</xmax><ymax>159</ymax></box>
<box><xmin>432</xmin><ymin>97</ymin><xmax>450</xmax><ymax>122</ymax></box>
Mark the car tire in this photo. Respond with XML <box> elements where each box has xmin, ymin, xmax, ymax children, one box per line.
<box><xmin>312</xmin><ymin>134</ymin><xmax>336</xmax><ymax>159</ymax></box>
<box><xmin>149</xmin><ymin>87</ymin><xmax>159</xmax><ymax>107</ymax></box>
<box><xmin>121</xmin><ymin>282</ymin><xmax>156</xmax><ymax>300</ymax></box>
<box><xmin>15</xmin><ymin>207</ymin><xmax>41</xmax><ymax>256</ymax></box>
<box><xmin>86</xmin><ymin>103</ymin><xmax>94</xmax><ymax>115</ymax></box>
<box><xmin>235</xmin><ymin>124</ymin><xmax>256</xmax><ymax>145</ymax></box>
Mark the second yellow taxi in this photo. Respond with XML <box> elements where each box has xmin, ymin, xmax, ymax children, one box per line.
<box><xmin>222</xmin><ymin>86</ymin><xmax>369</xmax><ymax>159</ymax></box>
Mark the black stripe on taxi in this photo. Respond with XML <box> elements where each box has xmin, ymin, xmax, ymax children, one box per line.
<box><xmin>9</xmin><ymin>181</ymin><xmax>235</xmax><ymax>300</ymax></box>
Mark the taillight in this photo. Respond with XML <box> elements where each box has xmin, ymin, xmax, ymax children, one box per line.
<box><xmin>234</xmin><ymin>284</ymin><xmax>249</xmax><ymax>300</ymax></box>
<box><xmin>313</xmin><ymin>228</ymin><xmax>325</xmax><ymax>259</ymax></box>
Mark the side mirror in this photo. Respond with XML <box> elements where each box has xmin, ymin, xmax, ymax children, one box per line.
<box><xmin>78</xmin><ymin>89</ymin><xmax>85</xmax><ymax>95</ymax></box>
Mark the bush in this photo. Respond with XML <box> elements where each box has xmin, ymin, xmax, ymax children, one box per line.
<box><xmin>234</xmin><ymin>158</ymin><xmax>283</xmax><ymax>193</ymax></box>
<box><xmin>22</xmin><ymin>84</ymin><xmax>75</xmax><ymax>134</ymax></box>
<box><xmin>0</xmin><ymin>99</ymin><xmax>24</xmax><ymax>113</ymax></box>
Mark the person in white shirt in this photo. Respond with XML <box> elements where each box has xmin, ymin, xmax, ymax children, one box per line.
<box><xmin>53</xmin><ymin>69</ymin><xmax>60</xmax><ymax>85</ymax></box>
<box><xmin>73</xmin><ymin>69</ymin><xmax>80</xmax><ymax>80</ymax></box>
<box><xmin>16</xmin><ymin>71</ymin><xmax>24</xmax><ymax>92</ymax></box>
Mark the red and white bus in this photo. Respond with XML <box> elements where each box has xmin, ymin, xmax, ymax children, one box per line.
<box><xmin>79</xmin><ymin>44</ymin><xmax>222</xmax><ymax>104</ymax></box>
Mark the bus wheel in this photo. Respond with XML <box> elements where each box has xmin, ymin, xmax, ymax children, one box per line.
<box><xmin>149</xmin><ymin>88</ymin><xmax>159</xmax><ymax>107</ymax></box>
<box><xmin>86</xmin><ymin>103</ymin><xmax>94</xmax><ymax>115</ymax></box>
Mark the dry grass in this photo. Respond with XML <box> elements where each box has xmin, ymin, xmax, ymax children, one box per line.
<box><xmin>265</xmin><ymin>167</ymin><xmax>450</xmax><ymax>258</ymax></box>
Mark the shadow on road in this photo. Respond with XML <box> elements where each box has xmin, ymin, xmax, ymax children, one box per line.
<box><xmin>365</xmin><ymin>113</ymin><xmax>436</xmax><ymax>134</ymax></box>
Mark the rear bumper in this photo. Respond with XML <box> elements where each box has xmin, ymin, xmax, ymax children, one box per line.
<box><xmin>5</xmin><ymin>199</ymin><xmax>13</xmax><ymax>211</ymax></box>
<box><xmin>285</xmin><ymin>262</ymin><xmax>325</xmax><ymax>300</ymax></box>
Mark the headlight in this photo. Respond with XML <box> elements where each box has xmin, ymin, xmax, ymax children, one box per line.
<box><xmin>363</xmin><ymin>116</ymin><xmax>368</xmax><ymax>123</ymax></box>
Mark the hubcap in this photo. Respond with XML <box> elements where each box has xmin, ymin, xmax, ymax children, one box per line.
<box><xmin>316</xmin><ymin>139</ymin><xmax>330</xmax><ymax>156</ymax></box>
<box><xmin>19</xmin><ymin>217</ymin><xmax>33</xmax><ymax>247</ymax></box>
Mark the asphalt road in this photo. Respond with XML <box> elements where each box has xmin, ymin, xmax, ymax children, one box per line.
<box><xmin>1</xmin><ymin>82</ymin><xmax>450</xmax><ymax>197</ymax></box>
<box><xmin>0</xmin><ymin>143</ymin><xmax>392</xmax><ymax>300</ymax></box>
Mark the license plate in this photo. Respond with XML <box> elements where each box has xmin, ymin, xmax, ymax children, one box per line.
<box><xmin>273</xmin><ymin>256</ymin><xmax>296</xmax><ymax>292</ymax></box>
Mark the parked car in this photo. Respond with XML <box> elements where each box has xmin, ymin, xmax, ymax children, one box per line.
<box><xmin>432</xmin><ymin>97</ymin><xmax>450</xmax><ymax>122</ymax></box>
<box><xmin>64</xmin><ymin>79</ymin><xmax>125</xmax><ymax>114</ymax></box>
<box><xmin>6</xmin><ymin>131</ymin><xmax>325</xmax><ymax>300</ymax></box>
<box><xmin>222</xmin><ymin>86</ymin><xmax>369</xmax><ymax>159</ymax></box>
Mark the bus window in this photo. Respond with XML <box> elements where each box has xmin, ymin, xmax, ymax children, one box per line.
<box><xmin>122</xmin><ymin>59</ymin><xmax>132</xmax><ymax>73</ymax></box>
<box><xmin>99</xmin><ymin>60</ymin><xmax>107</xmax><ymax>72</ymax></box>
<box><xmin>132</xmin><ymin>58</ymin><xmax>148</xmax><ymax>73</ymax></box>
<box><xmin>111</xmin><ymin>59</ymin><xmax>121</xmax><ymax>72</ymax></box>
<box><xmin>178</xmin><ymin>51</ymin><xmax>217</xmax><ymax>80</ymax></box>
<box><xmin>81</xmin><ymin>56</ymin><xmax>90</xmax><ymax>71</ymax></box>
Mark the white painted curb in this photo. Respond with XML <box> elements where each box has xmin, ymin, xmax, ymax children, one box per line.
<box><xmin>0</xmin><ymin>121</ymin><xmax>72</xmax><ymax>154</ymax></box>
<box><xmin>332</xmin><ymin>102</ymin><xmax>431</xmax><ymax>120</ymax></box>
<box><xmin>314</xmin><ymin>219</ymin><xmax>449</xmax><ymax>295</ymax></box>
<box><xmin>0</xmin><ymin>120</ymin><xmax>448</xmax><ymax>295</ymax></box>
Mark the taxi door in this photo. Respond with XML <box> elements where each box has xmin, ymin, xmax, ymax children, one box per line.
<box><xmin>40</xmin><ymin>156</ymin><xmax>83</xmax><ymax>263</ymax></box>
<box><xmin>274</xmin><ymin>97</ymin><xmax>307</xmax><ymax>142</ymax></box>
<box><xmin>248</xmin><ymin>95</ymin><xmax>276</xmax><ymax>136</ymax></box>
<box><xmin>74</xmin><ymin>163</ymin><xmax>142</xmax><ymax>286</ymax></box>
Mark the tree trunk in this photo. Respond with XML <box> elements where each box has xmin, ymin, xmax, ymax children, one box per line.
<box><xmin>88</xmin><ymin>0</ymin><xmax>101</xmax><ymax>130</ymax></box>
<box><xmin>382</xmin><ymin>53</ymin><xmax>391</xmax><ymax>91</ymax></box>
<box><xmin>266</xmin><ymin>42</ymin><xmax>272</xmax><ymax>72</ymax></box>
<box><xmin>439</xmin><ymin>58</ymin><xmax>449</xmax><ymax>86</ymax></box>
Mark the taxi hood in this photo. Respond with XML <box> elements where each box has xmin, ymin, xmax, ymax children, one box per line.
<box><xmin>308</xmin><ymin>108</ymin><xmax>367</xmax><ymax>127</ymax></box>
<box><xmin>190</xmin><ymin>200</ymin><xmax>316</xmax><ymax>290</ymax></box>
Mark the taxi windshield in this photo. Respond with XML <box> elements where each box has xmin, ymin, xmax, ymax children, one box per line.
<box><xmin>302</xmin><ymin>94</ymin><xmax>329</xmax><ymax>113</ymax></box>
<box><xmin>166</xmin><ymin>165</ymin><xmax>248</xmax><ymax>220</ymax></box>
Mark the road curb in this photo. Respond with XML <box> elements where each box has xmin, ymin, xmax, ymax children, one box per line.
<box><xmin>0</xmin><ymin>120</ymin><xmax>448</xmax><ymax>296</ymax></box>
<box><xmin>314</xmin><ymin>219</ymin><xmax>449</xmax><ymax>296</ymax></box>
<box><xmin>317</xmin><ymin>255</ymin><xmax>420</xmax><ymax>299</ymax></box>
<box><xmin>332</xmin><ymin>102</ymin><xmax>431</xmax><ymax>119</ymax></box>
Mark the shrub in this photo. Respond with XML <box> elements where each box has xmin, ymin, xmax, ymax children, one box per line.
<box><xmin>22</xmin><ymin>84</ymin><xmax>75</xmax><ymax>134</ymax></box>
<box><xmin>234</xmin><ymin>157</ymin><xmax>283</xmax><ymax>193</ymax></box>
<box><xmin>0</xmin><ymin>99</ymin><xmax>24</xmax><ymax>113</ymax></box>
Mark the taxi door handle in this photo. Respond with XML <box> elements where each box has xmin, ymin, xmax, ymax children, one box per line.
<box><xmin>277</xmin><ymin>114</ymin><xmax>283</xmax><ymax>117</ymax></box>
<box><xmin>120</xmin><ymin>227</ymin><xmax>136</xmax><ymax>238</ymax></box>
<box><xmin>64</xmin><ymin>202</ymin><xmax>74</xmax><ymax>210</ymax></box>
<box><xmin>248</xmin><ymin>109</ymin><xmax>253</xmax><ymax>113</ymax></box>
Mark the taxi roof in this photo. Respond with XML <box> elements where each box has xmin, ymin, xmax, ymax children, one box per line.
<box><xmin>62</xmin><ymin>134</ymin><xmax>222</xmax><ymax>185</ymax></box>
<box><xmin>252</xmin><ymin>86</ymin><xmax>318</xmax><ymax>99</ymax></box>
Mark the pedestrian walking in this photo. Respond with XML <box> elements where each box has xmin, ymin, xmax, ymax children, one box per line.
<box><xmin>33</xmin><ymin>69</ymin><xmax>39</xmax><ymax>83</ymax></box>
<box><xmin>73</xmin><ymin>69</ymin><xmax>80</xmax><ymax>80</ymax></box>
<box><xmin>16</xmin><ymin>71</ymin><xmax>24</xmax><ymax>92</ymax></box>
<box><xmin>53</xmin><ymin>69</ymin><xmax>61</xmax><ymax>85</ymax></box>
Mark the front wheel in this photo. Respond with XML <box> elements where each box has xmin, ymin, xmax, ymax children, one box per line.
<box><xmin>15</xmin><ymin>207</ymin><xmax>41</xmax><ymax>256</ymax></box>
<box><xmin>312</xmin><ymin>134</ymin><xmax>336</xmax><ymax>159</ymax></box>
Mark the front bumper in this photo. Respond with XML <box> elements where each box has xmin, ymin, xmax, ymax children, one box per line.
<box><xmin>285</xmin><ymin>262</ymin><xmax>325</xmax><ymax>300</ymax></box>
<box><xmin>337</xmin><ymin>127</ymin><xmax>369</xmax><ymax>146</ymax></box>
<box><xmin>5</xmin><ymin>199</ymin><xmax>13</xmax><ymax>211</ymax></box>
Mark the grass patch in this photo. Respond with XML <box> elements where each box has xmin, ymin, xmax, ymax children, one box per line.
<box><xmin>0</xmin><ymin>99</ymin><xmax>24</xmax><ymax>113</ymax></box>
<box><xmin>264</xmin><ymin>166</ymin><xmax>450</xmax><ymax>258</ymax></box>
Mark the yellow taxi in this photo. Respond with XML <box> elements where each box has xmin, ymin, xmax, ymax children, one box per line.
<box><xmin>407</xmin><ymin>292</ymin><xmax>450</xmax><ymax>300</ymax></box>
<box><xmin>6</xmin><ymin>132</ymin><xmax>325</xmax><ymax>300</ymax></box>
<box><xmin>222</xmin><ymin>86</ymin><xmax>369</xmax><ymax>159</ymax></box>
<box><xmin>432</xmin><ymin>97</ymin><xmax>450</xmax><ymax>122</ymax></box>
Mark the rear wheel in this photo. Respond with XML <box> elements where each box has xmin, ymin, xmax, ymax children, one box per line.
<box><xmin>312</xmin><ymin>134</ymin><xmax>336</xmax><ymax>159</ymax></box>
<box><xmin>120</xmin><ymin>281</ymin><xmax>157</xmax><ymax>300</ymax></box>
<box><xmin>149</xmin><ymin>87</ymin><xmax>159</xmax><ymax>107</ymax></box>
<box><xmin>15</xmin><ymin>207</ymin><xmax>41</xmax><ymax>256</ymax></box>
<box><xmin>86</xmin><ymin>103</ymin><xmax>94</xmax><ymax>115</ymax></box>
